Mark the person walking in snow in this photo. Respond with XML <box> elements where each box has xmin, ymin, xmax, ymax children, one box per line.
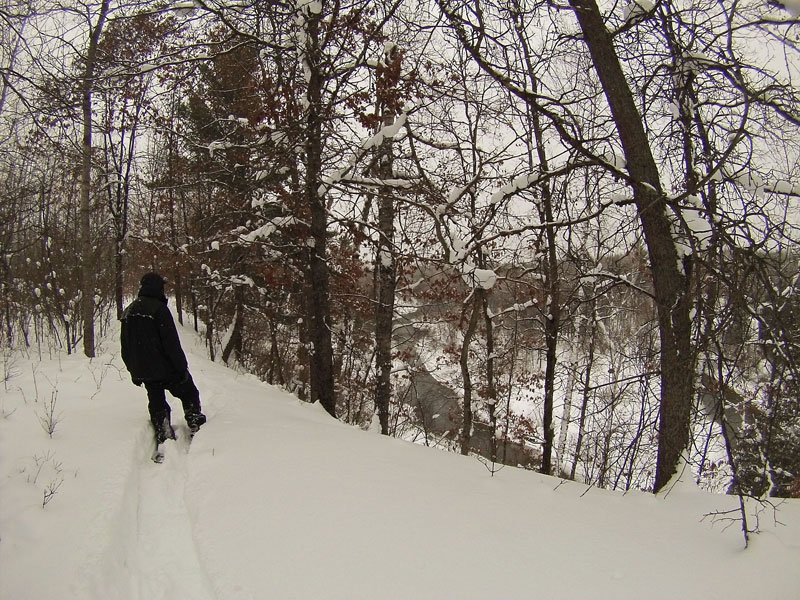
<box><xmin>121</xmin><ymin>272</ymin><xmax>206</xmax><ymax>448</ymax></box>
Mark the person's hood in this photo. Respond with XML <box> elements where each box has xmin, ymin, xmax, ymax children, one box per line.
<box><xmin>138</xmin><ymin>272</ymin><xmax>167</xmax><ymax>304</ymax></box>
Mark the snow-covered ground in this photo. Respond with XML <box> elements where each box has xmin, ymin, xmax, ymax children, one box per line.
<box><xmin>1</xmin><ymin>321</ymin><xmax>799</xmax><ymax>600</ymax></box>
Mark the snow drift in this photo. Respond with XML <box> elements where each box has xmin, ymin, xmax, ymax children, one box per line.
<box><xmin>1</xmin><ymin>322</ymin><xmax>799</xmax><ymax>599</ymax></box>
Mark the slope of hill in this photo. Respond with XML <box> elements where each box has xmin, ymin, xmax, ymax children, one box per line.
<box><xmin>1</xmin><ymin>323</ymin><xmax>798</xmax><ymax>600</ymax></box>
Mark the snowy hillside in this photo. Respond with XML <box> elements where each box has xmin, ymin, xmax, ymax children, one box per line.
<box><xmin>1</xmin><ymin>322</ymin><xmax>799</xmax><ymax>600</ymax></box>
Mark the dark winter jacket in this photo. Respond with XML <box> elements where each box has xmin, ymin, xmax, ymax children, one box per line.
<box><xmin>120</xmin><ymin>278</ymin><xmax>188</xmax><ymax>384</ymax></box>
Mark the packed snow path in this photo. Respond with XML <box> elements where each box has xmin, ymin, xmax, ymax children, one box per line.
<box><xmin>127</xmin><ymin>427</ymin><xmax>215</xmax><ymax>600</ymax></box>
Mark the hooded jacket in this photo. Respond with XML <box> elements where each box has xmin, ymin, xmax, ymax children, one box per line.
<box><xmin>120</xmin><ymin>274</ymin><xmax>188</xmax><ymax>384</ymax></box>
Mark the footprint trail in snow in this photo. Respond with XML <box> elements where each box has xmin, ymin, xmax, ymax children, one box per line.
<box><xmin>132</xmin><ymin>428</ymin><xmax>215</xmax><ymax>600</ymax></box>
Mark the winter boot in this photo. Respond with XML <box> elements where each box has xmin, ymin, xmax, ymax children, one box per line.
<box><xmin>156</xmin><ymin>416</ymin><xmax>176</xmax><ymax>444</ymax></box>
<box><xmin>187</xmin><ymin>413</ymin><xmax>206</xmax><ymax>435</ymax></box>
<box><xmin>152</xmin><ymin>443</ymin><xmax>166</xmax><ymax>463</ymax></box>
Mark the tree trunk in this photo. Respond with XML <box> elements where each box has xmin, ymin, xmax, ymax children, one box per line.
<box><xmin>190</xmin><ymin>275</ymin><xmax>199</xmax><ymax>332</ymax></box>
<box><xmin>482</xmin><ymin>286</ymin><xmax>498</xmax><ymax>464</ymax></box>
<box><xmin>114</xmin><ymin>243</ymin><xmax>124</xmax><ymax>320</ymax></box>
<box><xmin>514</xmin><ymin>18</ymin><xmax>561</xmax><ymax>473</ymax></box>
<box><xmin>374</xmin><ymin>181</ymin><xmax>395</xmax><ymax>434</ymax></box>
<box><xmin>539</xmin><ymin>169</ymin><xmax>559</xmax><ymax>477</ymax></box>
<box><xmin>304</xmin><ymin>6</ymin><xmax>336</xmax><ymax>417</ymax></box>
<box><xmin>174</xmin><ymin>269</ymin><xmax>183</xmax><ymax>326</ymax></box>
<box><xmin>108</xmin><ymin>104</ymin><xmax>138</xmax><ymax>321</ymax></box>
<box><xmin>571</xmin><ymin>294</ymin><xmax>598</xmax><ymax>480</ymax></box>
<box><xmin>374</xmin><ymin>44</ymin><xmax>400</xmax><ymax>435</ymax></box>
<box><xmin>79</xmin><ymin>0</ymin><xmax>110</xmax><ymax>358</ymax></box>
<box><xmin>267</xmin><ymin>318</ymin><xmax>284</xmax><ymax>385</ymax></box>
<box><xmin>222</xmin><ymin>290</ymin><xmax>244</xmax><ymax>365</ymax></box>
<box><xmin>459</xmin><ymin>292</ymin><xmax>481</xmax><ymax>455</ymax></box>
<box><xmin>557</xmin><ymin>362</ymin><xmax>576</xmax><ymax>477</ymax></box>
<box><xmin>568</xmin><ymin>0</ymin><xmax>694</xmax><ymax>492</ymax></box>
<box><xmin>206</xmin><ymin>286</ymin><xmax>215</xmax><ymax>362</ymax></box>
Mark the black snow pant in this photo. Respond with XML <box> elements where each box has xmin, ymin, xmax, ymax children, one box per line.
<box><xmin>144</xmin><ymin>372</ymin><xmax>204</xmax><ymax>443</ymax></box>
